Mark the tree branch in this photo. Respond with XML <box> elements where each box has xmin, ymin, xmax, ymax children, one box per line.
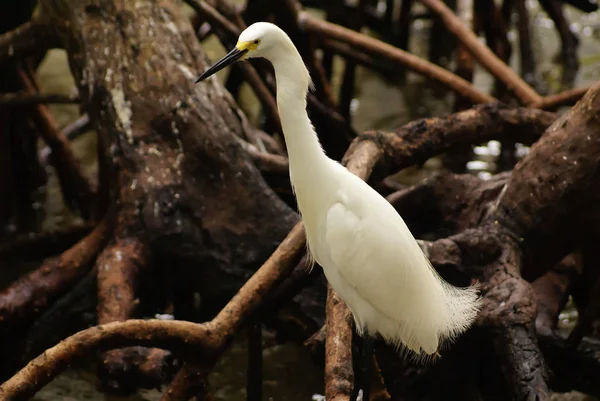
<box><xmin>299</xmin><ymin>12</ymin><xmax>496</xmax><ymax>105</ymax></box>
<box><xmin>0</xmin><ymin>320</ymin><xmax>213</xmax><ymax>400</ymax></box>
<box><xmin>419</xmin><ymin>0</ymin><xmax>542</xmax><ymax>105</ymax></box>
<box><xmin>17</xmin><ymin>69</ymin><xmax>96</xmax><ymax>219</ymax></box>
<box><xmin>353</xmin><ymin>103</ymin><xmax>556</xmax><ymax>173</ymax></box>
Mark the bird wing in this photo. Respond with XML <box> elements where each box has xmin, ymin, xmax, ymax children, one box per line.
<box><xmin>323</xmin><ymin>200</ymin><xmax>416</xmax><ymax>316</ymax></box>
<box><xmin>323</xmin><ymin>190</ymin><xmax>480</xmax><ymax>355</ymax></box>
<box><xmin>323</xmin><ymin>198</ymin><xmax>447</xmax><ymax>354</ymax></box>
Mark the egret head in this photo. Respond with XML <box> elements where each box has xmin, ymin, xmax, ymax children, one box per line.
<box><xmin>195</xmin><ymin>22</ymin><xmax>292</xmax><ymax>83</ymax></box>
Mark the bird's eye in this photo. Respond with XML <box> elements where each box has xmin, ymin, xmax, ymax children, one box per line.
<box><xmin>253</xmin><ymin>39</ymin><xmax>260</xmax><ymax>45</ymax></box>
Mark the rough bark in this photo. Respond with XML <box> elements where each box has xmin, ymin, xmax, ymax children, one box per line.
<box><xmin>0</xmin><ymin>0</ymin><xmax>308</xmax><ymax>385</ymax></box>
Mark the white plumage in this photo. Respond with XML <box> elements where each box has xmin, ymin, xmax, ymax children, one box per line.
<box><xmin>196</xmin><ymin>22</ymin><xmax>481</xmax><ymax>358</ymax></box>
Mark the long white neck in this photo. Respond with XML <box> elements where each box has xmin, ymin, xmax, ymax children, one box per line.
<box><xmin>270</xmin><ymin>48</ymin><xmax>328</xmax><ymax>179</ymax></box>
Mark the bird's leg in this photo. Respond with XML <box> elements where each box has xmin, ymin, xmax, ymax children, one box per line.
<box><xmin>350</xmin><ymin>328</ymin><xmax>372</xmax><ymax>401</ymax></box>
<box><xmin>350</xmin><ymin>333</ymin><xmax>361</xmax><ymax>401</ymax></box>
<box><xmin>361</xmin><ymin>329</ymin><xmax>372</xmax><ymax>401</ymax></box>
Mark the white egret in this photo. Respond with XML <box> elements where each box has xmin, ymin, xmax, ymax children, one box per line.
<box><xmin>196</xmin><ymin>22</ymin><xmax>480</xmax><ymax>362</ymax></box>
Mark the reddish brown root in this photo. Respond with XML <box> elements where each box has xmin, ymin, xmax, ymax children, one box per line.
<box><xmin>0</xmin><ymin>218</ymin><xmax>109</xmax><ymax>340</ymax></box>
<box><xmin>17</xmin><ymin>68</ymin><xmax>95</xmax><ymax>219</ymax></box>
<box><xmin>324</xmin><ymin>285</ymin><xmax>354</xmax><ymax>401</ymax></box>
<box><xmin>96</xmin><ymin>239</ymin><xmax>153</xmax><ymax>392</ymax></box>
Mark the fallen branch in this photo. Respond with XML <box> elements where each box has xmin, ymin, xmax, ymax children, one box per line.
<box><xmin>530</xmin><ymin>248</ymin><xmax>600</xmax><ymax>396</ymax></box>
<box><xmin>472</xmin><ymin>83</ymin><xmax>600</xmax><ymax>396</ymax></box>
<box><xmin>20</xmin><ymin>267</ymin><xmax>99</xmax><ymax>363</ymax></box>
<box><xmin>160</xmin><ymin>361</ymin><xmax>213</xmax><ymax>401</ymax></box>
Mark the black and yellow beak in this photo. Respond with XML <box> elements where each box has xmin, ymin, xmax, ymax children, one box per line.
<box><xmin>195</xmin><ymin>47</ymin><xmax>247</xmax><ymax>83</ymax></box>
